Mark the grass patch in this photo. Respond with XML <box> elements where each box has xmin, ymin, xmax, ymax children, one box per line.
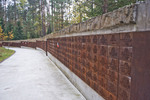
<box><xmin>0</xmin><ymin>47</ymin><xmax>15</xmax><ymax>62</ymax></box>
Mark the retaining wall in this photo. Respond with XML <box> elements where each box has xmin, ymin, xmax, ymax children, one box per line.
<box><xmin>47</xmin><ymin>32</ymin><xmax>132</xmax><ymax>100</ymax></box>
<box><xmin>1</xmin><ymin>1</ymin><xmax>150</xmax><ymax>100</ymax></box>
<box><xmin>36</xmin><ymin>41</ymin><xmax>47</xmax><ymax>52</ymax></box>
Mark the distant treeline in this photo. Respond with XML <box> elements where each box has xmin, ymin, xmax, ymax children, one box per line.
<box><xmin>0</xmin><ymin>0</ymin><xmax>144</xmax><ymax>40</ymax></box>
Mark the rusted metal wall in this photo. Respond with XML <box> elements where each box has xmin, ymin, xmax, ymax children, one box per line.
<box><xmin>2</xmin><ymin>42</ymin><xmax>9</xmax><ymax>46</ymax></box>
<box><xmin>46</xmin><ymin>31</ymin><xmax>150</xmax><ymax>100</ymax></box>
<box><xmin>2</xmin><ymin>41</ymin><xmax>36</xmax><ymax>48</ymax></box>
<box><xmin>131</xmin><ymin>31</ymin><xmax>150</xmax><ymax>100</ymax></box>
<box><xmin>21</xmin><ymin>41</ymin><xmax>28</xmax><ymax>47</ymax></box>
<box><xmin>36</xmin><ymin>41</ymin><xmax>46</xmax><ymax>51</ymax></box>
<box><xmin>2</xmin><ymin>42</ymin><xmax>21</xmax><ymax>47</ymax></box>
<box><xmin>10</xmin><ymin>42</ymin><xmax>21</xmax><ymax>47</ymax></box>
<box><xmin>27</xmin><ymin>42</ymin><xmax>36</xmax><ymax>49</ymax></box>
<box><xmin>47</xmin><ymin>32</ymin><xmax>133</xmax><ymax>100</ymax></box>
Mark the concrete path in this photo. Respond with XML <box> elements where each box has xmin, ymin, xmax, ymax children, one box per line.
<box><xmin>0</xmin><ymin>47</ymin><xmax>86</xmax><ymax>100</ymax></box>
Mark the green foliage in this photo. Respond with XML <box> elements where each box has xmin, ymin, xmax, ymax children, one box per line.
<box><xmin>0</xmin><ymin>18</ymin><xmax>5</xmax><ymax>33</ymax></box>
<box><xmin>5</xmin><ymin>23</ymin><xmax>13</xmax><ymax>34</ymax></box>
<box><xmin>0</xmin><ymin>1</ymin><xmax>4</xmax><ymax>18</ymax></box>
<box><xmin>13</xmin><ymin>21</ymin><xmax>25</xmax><ymax>40</ymax></box>
<box><xmin>47</xmin><ymin>25</ymin><xmax>52</xmax><ymax>34</ymax></box>
<box><xmin>0</xmin><ymin>0</ymin><xmax>144</xmax><ymax>40</ymax></box>
<box><xmin>0</xmin><ymin>47</ymin><xmax>15</xmax><ymax>62</ymax></box>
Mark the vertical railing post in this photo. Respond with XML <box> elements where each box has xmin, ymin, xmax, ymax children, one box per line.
<box><xmin>46</xmin><ymin>39</ymin><xmax>48</xmax><ymax>56</ymax></box>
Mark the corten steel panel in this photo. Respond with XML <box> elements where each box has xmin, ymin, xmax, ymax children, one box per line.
<box><xmin>27</xmin><ymin>42</ymin><xmax>36</xmax><ymax>48</ymax></box>
<box><xmin>108</xmin><ymin>46</ymin><xmax>119</xmax><ymax>59</ymax></box>
<box><xmin>118</xmin><ymin>33</ymin><xmax>133</xmax><ymax>100</ymax></box>
<box><xmin>108</xmin><ymin>58</ymin><xmax>119</xmax><ymax>72</ymax></box>
<box><xmin>36</xmin><ymin>41</ymin><xmax>41</xmax><ymax>48</ymax></box>
<box><xmin>47</xmin><ymin>34</ymin><xmax>116</xmax><ymax>100</ymax></box>
<box><xmin>108</xmin><ymin>34</ymin><xmax>120</xmax><ymax>46</ymax></box>
<box><xmin>10</xmin><ymin>42</ymin><xmax>21</xmax><ymax>47</ymax></box>
<box><xmin>99</xmin><ymin>34</ymin><xmax>108</xmax><ymax>45</ymax></box>
<box><xmin>46</xmin><ymin>32</ymin><xmax>137</xmax><ymax>100</ymax></box>
<box><xmin>119</xmin><ymin>61</ymin><xmax>131</xmax><ymax>77</ymax></box>
<box><xmin>2</xmin><ymin>42</ymin><xmax>9</xmax><ymax>46</ymax></box>
<box><xmin>131</xmin><ymin>31</ymin><xmax>150</xmax><ymax>100</ymax></box>
<box><xmin>107</xmin><ymin>42</ymin><xmax>119</xmax><ymax>100</ymax></box>
<box><xmin>2</xmin><ymin>42</ymin><xmax>21</xmax><ymax>47</ymax></box>
<box><xmin>39</xmin><ymin>41</ymin><xmax>47</xmax><ymax>51</ymax></box>
<box><xmin>120</xmin><ymin>33</ymin><xmax>133</xmax><ymax>47</ymax></box>
<box><xmin>21</xmin><ymin>41</ymin><xmax>28</xmax><ymax>46</ymax></box>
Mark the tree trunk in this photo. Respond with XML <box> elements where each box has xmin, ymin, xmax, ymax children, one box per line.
<box><xmin>3</xmin><ymin>0</ymin><xmax>6</xmax><ymax>27</ymax></box>
<box><xmin>103</xmin><ymin>0</ymin><xmax>108</xmax><ymax>14</ymax></box>
<box><xmin>51</xmin><ymin>0</ymin><xmax>54</xmax><ymax>32</ymax></box>
<box><xmin>39</xmin><ymin>0</ymin><xmax>42</xmax><ymax>36</ymax></box>
<box><xmin>53</xmin><ymin>1</ymin><xmax>55</xmax><ymax>32</ymax></box>
<box><xmin>91</xmin><ymin>0</ymin><xmax>94</xmax><ymax>16</ymax></box>
<box><xmin>41</xmin><ymin>0</ymin><xmax>46</xmax><ymax>36</ymax></box>
<box><xmin>14</xmin><ymin>0</ymin><xmax>16</xmax><ymax>26</ymax></box>
<box><xmin>46</xmin><ymin>1</ymin><xmax>50</xmax><ymax>34</ymax></box>
<box><xmin>61</xmin><ymin>2</ymin><xmax>63</xmax><ymax>29</ymax></box>
<box><xmin>79</xmin><ymin>7</ymin><xmax>82</xmax><ymax>23</ymax></box>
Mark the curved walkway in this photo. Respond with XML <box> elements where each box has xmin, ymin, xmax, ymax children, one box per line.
<box><xmin>0</xmin><ymin>47</ymin><xmax>86</xmax><ymax>100</ymax></box>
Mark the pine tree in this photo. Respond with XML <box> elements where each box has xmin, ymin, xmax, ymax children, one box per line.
<box><xmin>0</xmin><ymin>26</ymin><xmax>4</xmax><ymax>40</ymax></box>
<box><xmin>13</xmin><ymin>21</ymin><xmax>25</xmax><ymax>40</ymax></box>
<box><xmin>0</xmin><ymin>18</ymin><xmax>5</xmax><ymax>33</ymax></box>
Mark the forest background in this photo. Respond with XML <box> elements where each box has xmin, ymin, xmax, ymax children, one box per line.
<box><xmin>0</xmin><ymin>0</ymin><xmax>143</xmax><ymax>40</ymax></box>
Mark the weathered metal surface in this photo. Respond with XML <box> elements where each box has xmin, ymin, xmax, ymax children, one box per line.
<box><xmin>36</xmin><ymin>41</ymin><xmax>46</xmax><ymax>51</ymax></box>
<box><xmin>131</xmin><ymin>31</ymin><xmax>150</xmax><ymax>100</ymax></box>
<box><xmin>46</xmin><ymin>33</ymin><xmax>133</xmax><ymax>100</ymax></box>
<box><xmin>2</xmin><ymin>42</ymin><xmax>21</xmax><ymax>47</ymax></box>
<box><xmin>27</xmin><ymin>42</ymin><xmax>36</xmax><ymax>49</ymax></box>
